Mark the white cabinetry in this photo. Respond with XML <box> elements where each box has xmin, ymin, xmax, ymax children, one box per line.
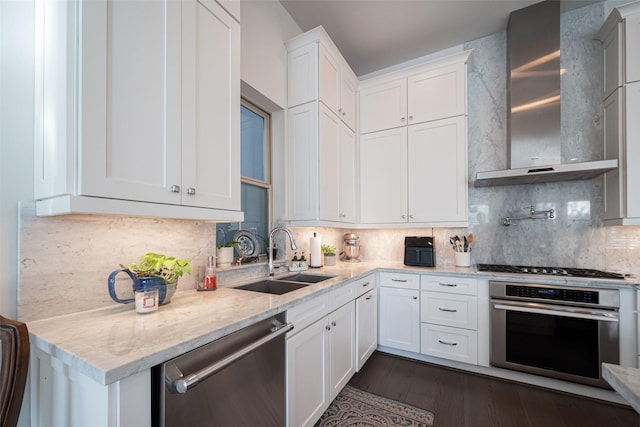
<box><xmin>420</xmin><ymin>275</ymin><xmax>478</xmax><ymax>365</ymax></box>
<box><xmin>355</xmin><ymin>275</ymin><xmax>377</xmax><ymax>371</ymax></box>
<box><xmin>360</xmin><ymin>116</ymin><xmax>467</xmax><ymax>225</ymax></box>
<box><xmin>285</xmin><ymin>27</ymin><xmax>358</xmax><ymax>225</ymax></box>
<box><xmin>378</xmin><ymin>272</ymin><xmax>420</xmax><ymax>352</ymax></box>
<box><xmin>598</xmin><ymin>1</ymin><xmax>640</xmax><ymax>226</ymax></box>
<box><xmin>358</xmin><ymin>51</ymin><xmax>470</xmax><ymax>227</ymax></box>
<box><xmin>360</xmin><ymin>60</ymin><xmax>466</xmax><ymax>135</ymax></box>
<box><xmin>34</xmin><ymin>0</ymin><xmax>242</xmax><ymax>221</ymax></box>
<box><xmin>286</xmin><ymin>281</ymin><xmax>360</xmax><ymax>427</ymax></box>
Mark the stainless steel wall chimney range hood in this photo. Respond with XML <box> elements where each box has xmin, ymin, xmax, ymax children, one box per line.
<box><xmin>475</xmin><ymin>0</ymin><xmax>617</xmax><ymax>187</ymax></box>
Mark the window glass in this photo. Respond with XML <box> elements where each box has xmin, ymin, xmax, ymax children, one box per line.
<box><xmin>241</xmin><ymin>106</ymin><xmax>266</xmax><ymax>181</ymax></box>
<box><xmin>217</xmin><ymin>100</ymin><xmax>271</xmax><ymax>258</ymax></box>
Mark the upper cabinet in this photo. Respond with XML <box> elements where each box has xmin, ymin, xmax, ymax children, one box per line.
<box><xmin>285</xmin><ymin>27</ymin><xmax>358</xmax><ymax>225</ymax></box>
<box><xmin>287</xmin><ymin>27</ymin><xmax>358</xmax><ymax>131</ymax></box>
<box><xmin>597</xmin><ymin>1</ymin><xmax>640</xmax><ymax>226</ymax></box>
<box><xmin>360</xmin><ymin>61</ymin><xmax>466</xmax><ymax>134</ymax></box>
<box><xmin>34</xmin><ymin>0</ymin><xmax>242</xmax><ymax>221</ymax></box>
<box><xmin>359</xmin><ymin>51</ymin><xmax>471</xmax><ymax>227</ymax></box>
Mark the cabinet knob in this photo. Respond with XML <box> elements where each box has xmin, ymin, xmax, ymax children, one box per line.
<box><xmin>338</xmin><ymin>108</ymin><xmax>342</xmax><ymax>113</ymax></box>
<box><xmin>326</xmin><ymin>325</ymin><xmax>331</xmax><ymax>331</ymax></box>
<box><xmin>187</xmin><ymin>187</ymin><xmax>196</xmax><ymax>196</ymax></box>
<box><xmin>331</xmin><ymin>321</ymin><xmax>337</xmax><ymax>327</ymax></box>
<box><xmin>170</xmin><ymin>185</ymin><xmax>181</xmax><ymax>193</ymax></box>
<box><xmin>401</xmin><ymin>214</ymin><xmax>406</xmax><ymax>219</ymax></box>
<box><xmin>342</xmin><ymin>111</ymin><xmax>346</xmax><ymax>116</ymax></box>
<box><xmin>409</xmin><ymin>115</ymin><xmax>414</xmax><ymax>121</ymax></box>
<box><xmin>412</xmin><ymin>296</ymin><xmax>418</xmax><ymax>300</ymax></box>
<box><xmin>401</xmin><ymin>117</ymin><xmax>406</xmax><ymax>122</ymax></box>
<box><xmin>409</xmin><ymin>214</ymin><xmax>414</xmax><ymax>219</ymax></box>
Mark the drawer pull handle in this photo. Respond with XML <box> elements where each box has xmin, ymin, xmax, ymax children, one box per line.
<box><xmin>438</xmin><ymin>339</ymin><xmax>458</xmax><ymax>346</ymax></box>
<box><xmin>438</xmin><ymin>307</ymin><xmax>457</xmax><ymax>313</ymax></box>
<box><xmin>412</xmin><ymin>296</ymin><xmax>418</xmax><ymax>300</ymax></box>
<box><xmin>392</xmin><ymin>279</ymin><xmax>408</xmax><ymax>283</ymax></box>
<box><xmin>362</xmin><ymin>282</ymin><xmax>370</xmax><ymax>287</ymax></box>
<box><xmin>366</xmin><ymin>295</ymin><xmax>373</xmax><ymax>300</ymax></box>
<box><xmin>439</xmin><ymin>283</ymin><xmax>457</xmax><ymax>287</ymax></box>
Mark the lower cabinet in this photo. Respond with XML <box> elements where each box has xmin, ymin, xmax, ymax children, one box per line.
<box><xmin>286</xmin><ymin>295</ymin><xmax>356</xmax><ymax>427</ymax></box>
<box><xmin>420</xmin><ymin>275</ymin><xmax>479</xmax><ymax>364</ymax></box>
<box><xmin>378</xmin><ymin>272</ymin><xmax>420</xmax><ymax>352</ymax></box>
<box><xmin>356</xmin><ymin>288</ymin><xmax>378</xmax><ymax>371</ymax></box>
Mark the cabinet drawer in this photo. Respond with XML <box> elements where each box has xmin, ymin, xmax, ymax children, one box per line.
<box><xmin>420</xmin><ymin>323</ymin><xmax>477</xmax><ymax>365</ymax></box>
<box><xmin>354</xmin><ymin>274</ymin><xmax>376</xmax><ymax>298</ymax></box>
<box><xmin>287</xmin><ymin>293</ymin><xmax>330</xmax><ymax>333</ymax></box>
<box><xmin>421</xmin><ymin>275</ymin><xmax>477</xmax><ymax>295</ymax></box>
<box><xmin>379</xmin><ymin>272</ymin><xmax>420</xmax><ymax>290</ymax></box>
<box><xmin>421</xmin><ymin>292</ymin><xmax>477</xmax><ymax>330</ymax></box>
<box><xmin>330</xmin><ymin>281</ymin><xmax>357</xmax><ymax>312</ymax></box>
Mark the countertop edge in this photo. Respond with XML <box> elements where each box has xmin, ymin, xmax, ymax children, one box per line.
<box><xmin>602</xmin><ymin>363</ymin><xmax>640</xmax><ymax>413</ymax></box>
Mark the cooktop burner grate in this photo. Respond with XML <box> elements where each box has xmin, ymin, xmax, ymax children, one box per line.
<box><xmin>476</xmin><ymin>263</ymin><xmax>626</xmax><ymax>280</ymax></box>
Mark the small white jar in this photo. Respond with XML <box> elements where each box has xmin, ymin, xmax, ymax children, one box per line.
<box><xmin>135</xmin><ymin>288</ymin><xmax>159</xmax><ymax>314</ymax></box>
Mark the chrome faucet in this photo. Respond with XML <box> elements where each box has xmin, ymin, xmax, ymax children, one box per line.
<box><xmin>268</xmin><ymin>227</ymin><xmax>297</xmax><ymax>276</ymax></box>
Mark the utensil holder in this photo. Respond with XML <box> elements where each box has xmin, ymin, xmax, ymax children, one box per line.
<box><xmin>454</xmin><ymin>252</ymin><xmax>471</xmax><ymax>268</ymax></box>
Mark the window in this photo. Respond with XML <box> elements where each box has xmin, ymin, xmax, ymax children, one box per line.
<box><xmin>217</xmin><ymin>100</ymin><xmax>271</xmax><ymax>258</ymax></box>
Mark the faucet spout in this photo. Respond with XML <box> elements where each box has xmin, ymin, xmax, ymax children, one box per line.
<box><xmin>268</xmin><ymin>227</ymin><xmax>297</xmax><ymax>276</ymax></box>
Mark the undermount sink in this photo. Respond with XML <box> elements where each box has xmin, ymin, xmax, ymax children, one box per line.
<box><xmin>278</xmin><ymin>273</ymin><xmax>336</xmax><ymax>283</ymax></box>
<box><xmin>233</xmin><ymin>279</ymin><xmax>309</xmax><ymax>295</ymax></box>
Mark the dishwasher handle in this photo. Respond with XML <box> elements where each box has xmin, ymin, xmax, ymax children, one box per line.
<box><xmin>171</xmin><ymin>322</ymin><xmax>294</xmax><ymax>394</ymax></box>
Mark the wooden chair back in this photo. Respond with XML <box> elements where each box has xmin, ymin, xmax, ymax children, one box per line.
<box><xmin>0</xmin><ymin>316</ymin><xmax>30</xmax><ymax>427</ymax></box>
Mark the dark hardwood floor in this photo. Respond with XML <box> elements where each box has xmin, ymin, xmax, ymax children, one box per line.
<box><xmin>348</xmin><ymin>352</ymin><xmax>639</xmax><ymax>427</ymax></box>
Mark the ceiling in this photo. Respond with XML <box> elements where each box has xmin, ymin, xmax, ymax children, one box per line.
<box><xmin>279</xmin><ymin>0</ymin><xmax>599</xmax><ymax>77</ymax></box>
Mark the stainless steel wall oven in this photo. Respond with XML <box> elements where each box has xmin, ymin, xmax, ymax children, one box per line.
<box><xmin>490</xmin><ymin>281</ymin><xmax>620</xmax><ymax>389</ymax></box>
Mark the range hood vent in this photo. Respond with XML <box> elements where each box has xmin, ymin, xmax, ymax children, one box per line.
<box><xmin>475</xmin><ymin>0</ymin><xmax>617</xmax><ymax>187</ymax></box>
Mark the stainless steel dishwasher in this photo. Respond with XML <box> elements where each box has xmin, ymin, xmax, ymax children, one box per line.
<box><xmin>152</xmin><ymin>314</ymin><xmax>293</xmax><ymax>426</ymax></box>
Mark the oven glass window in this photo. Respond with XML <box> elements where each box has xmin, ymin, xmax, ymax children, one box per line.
<box><xmin>505</xmin><ymin>311</ymin><xmax>599</xmax><ymax>379</ymax></box>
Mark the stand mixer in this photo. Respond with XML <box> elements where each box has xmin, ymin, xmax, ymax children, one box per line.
<box><xmin>340</xmin><ymin>233</ymin><xmax>361</xmax><ymax>262</ymax></box>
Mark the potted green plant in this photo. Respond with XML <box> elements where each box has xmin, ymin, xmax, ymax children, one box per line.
<box><xmin>321</xmin><ymin>244</ymin><xmax>337</xmax><ymax>266</ymax></box>
<box><xmin>121</xmin><ymin>252</ymin><xmax>191</xmax><ymax>304</ymax></box>
<box><xmin>216</xmin><ymin>241</ymin><xmax>237</xmax><ymax>266</ymax></box>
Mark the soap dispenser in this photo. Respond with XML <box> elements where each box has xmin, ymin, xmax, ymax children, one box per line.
<box><xmin>199</xmin><ymin>255</ymin><xmax>217</xmax><ymax>291</ymax></box>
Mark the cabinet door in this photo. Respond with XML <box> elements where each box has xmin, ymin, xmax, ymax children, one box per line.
<box><xmin>80</xmin><ymin>0</ymin><xmax>182</xmax><ymax>204</ymax></box>
<box><xmin>602</xmin><ymin>26</ymin><xmax>622</xmax><ymax>100</ymax></box>
<box><xmin>626</xmin><ymin>82</ymin><xmax>640</xmax><ymax>218</ymax></box>
<box><xmin>356</xmin><ymin>289</ymin><xmax>378</xmax><ymax>371</ymax></box>
<box><xmin>603</xmin><ymin>90</ymin><xmax>623</xmax><ymax>221</ymax></box>
<box><xmin>328</xmin><ymin>302</ymin><xmax>356</xmax><ymax>401</ymax></box>
<box><xmin>182</xmin><ymin>0</ymin><xmax>240</xmax><ymax>210</ymax></box>
<box><xmin>359</xmin><ymin>78</ymin><xmax>407</xmax><ymax>134</ymax></box>
<box><xmin>626</xmin><ymin>13</ymin><xmax>640</xmax><ymax>84</ymax></box>
<box><xmin>378</xmin><ymin>286</ymin><xmax>420</xmax><ymax>352</ymax></box>
<box><xmin>340</xmin><ymin>73</ymin><xmax>357</xmax><ymax>131</ymax></box>
<box><xmin>339</xmin><ymin>125</ymin><xmax>357</xmax><ymax>222</ymax></box>
<box><xmin>287</xmin><ymin>102</ymin><xmax>319</xmax><ymax>221</ymax></box>
<box><xmin>288</xmin><ymin>43</ymin><xmax>319</xmax><ymax>108</ymax></box>
<box><xmin>408</xmin><ymin>116</ymin><xmax>467</xmax><ymax>223</ymax></box>
<box><xmin>319</xmin><ymin>45</ymin><xmax>341</xmax><ymax>116</ymax></box>
<box><xmin>319</xmin><ymin>105</ymin><xmax>342</xmax><ymax>222</ymax></box>
<box><xmin>408</xmin><ymin>62</ymin><xmax>466</xmax><ymax>124</ymax></box>
<box><xmin>360</xmin><ymin>128</ymin><xmax>407</xmax><ymax>224</ymax></box>
<box><xmin>287</xmin><ymin>319</ymin><xmax>329</xmax><ymax>427</ymax></box>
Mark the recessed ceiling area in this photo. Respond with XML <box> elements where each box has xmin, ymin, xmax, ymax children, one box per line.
<box><xmin>279</xmin><ymin>0</ymin><xmax>601</xmax><ymax>77</ymax></box>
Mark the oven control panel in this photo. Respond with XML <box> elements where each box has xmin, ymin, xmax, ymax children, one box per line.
<box><xmin>506</xmin><ymin>285</ymin><xmax>599</xmax><ymax>304</ymax></box>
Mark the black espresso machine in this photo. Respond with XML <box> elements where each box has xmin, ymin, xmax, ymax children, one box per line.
<box><xmin>404</xmin><ymin>236</ymin><xmax>435</xmax><ymax>267</ymax></box>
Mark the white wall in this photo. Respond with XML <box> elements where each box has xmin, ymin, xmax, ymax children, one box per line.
<box><xmin>1</xmin><ymin>0</ymin><xmax>35</xmax><ymax>319</ymax></box>
<box><xmin>240</xmin><ymin>0</ymin><xmax>300</xmax><ymax>109</ymax></box>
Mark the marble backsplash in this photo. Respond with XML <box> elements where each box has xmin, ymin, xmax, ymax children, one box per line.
<box><xmin>18</xmin><ymin>2</ymin><xmax>640</xmax><ymax>322</ymax></box>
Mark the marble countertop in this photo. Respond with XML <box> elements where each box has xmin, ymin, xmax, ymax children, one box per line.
<box><xmin>602</xmin><ymin>363</ymin><xmax>640</xmax><ymax>413</ymax></box>
<box><xmin>27</xmin><ymin>261</ymin><xmax>637</xmax><ymax>386</ymax></box>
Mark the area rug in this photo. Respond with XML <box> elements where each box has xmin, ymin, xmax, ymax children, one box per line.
<box><xmin>315</xmin><ymin>385</ymin><xmax>435</xmax><ymax>426</ymax></box>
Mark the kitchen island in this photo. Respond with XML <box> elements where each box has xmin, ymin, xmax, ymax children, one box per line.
<box><xmin>27</xmin><ymin>262</ymin><xmax>638</xmax><ymax>427</ymax></box>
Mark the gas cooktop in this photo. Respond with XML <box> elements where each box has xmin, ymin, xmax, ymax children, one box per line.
<box><xmin>476</xmin><ymin>263</ymin><xmax>626</xmax><ymax>280</ymax></box>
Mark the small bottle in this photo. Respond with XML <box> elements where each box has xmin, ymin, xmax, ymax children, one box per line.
<box><xmin>299</xmin><ymin>252</ymin><xmax>307</xmax><ymax>268</ymax></box>
<box><xmin>201</xmin><ymin>255</ymin><xmax>217</xmax><ymax>291</ymax></box>
<box><xmin>292</xmin><ymin>252</ymin><xmax>299</xmax><ymax>268</ymax></box>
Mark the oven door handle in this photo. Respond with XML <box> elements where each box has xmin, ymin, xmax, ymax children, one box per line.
<box><xmin>492</xmin><ymin>301</ymin><xmax>619</xmax><ymax>322</ymax></box>
<box><xmin>169</xmin><ymin>322</ymin><xmax>294</xmax><ymax>394</ymax></box>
